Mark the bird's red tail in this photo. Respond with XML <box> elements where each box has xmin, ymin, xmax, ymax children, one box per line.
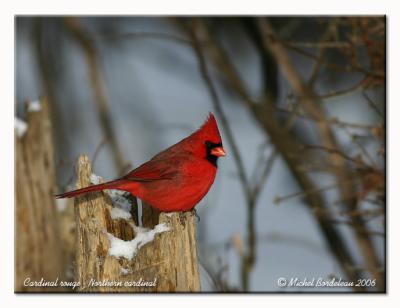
<box><xmin>55</xmin><ymin>180</ymin><xmax>125</xmax><ymax>199</ymax></box>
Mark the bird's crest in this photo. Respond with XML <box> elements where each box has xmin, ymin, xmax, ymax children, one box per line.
<box><xmin>196</xmin><ymin>112</ymin><xmax>222</xmax><ymax>143</ymax></box>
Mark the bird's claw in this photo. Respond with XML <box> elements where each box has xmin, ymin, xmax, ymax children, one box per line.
<box><xmin>179</xmin><ymin>212</ymin><xmax>186</xmax><ymax>226</ymax></box>
<box><xmin>191</xmin><ymin>209</ymin><xmax>200</xmax><ymax>222</ymax></box>
<box><xmin>178</xmin><ymin>209</ymin><xmax>200</xmax><ymax>226</ymax></box>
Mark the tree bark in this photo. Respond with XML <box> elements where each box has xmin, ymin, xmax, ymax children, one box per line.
<box><xmin>15</xmin><ymin>97</ymin><xmax>65</xmax><ymax>292</ymax></box>
<box><xmin>74</xmin><ymin>155</ymin><xmax>200</xmax><ymax>292</ymax></box>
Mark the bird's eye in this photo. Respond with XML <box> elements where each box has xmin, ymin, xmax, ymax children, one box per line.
<box><xmin>205</xmin><ymin>141</ymin><xmax>212</xmax><ymax>148</ymax></box>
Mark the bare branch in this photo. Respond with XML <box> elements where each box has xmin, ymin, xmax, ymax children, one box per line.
<box><xmin>319</xmin><ymin>77</ymin><xmax>370</xmax><ymax>99</ymax></box>
<box><xmin>251</xmin><ymin>149</ymin><xmax>277</xmax><ymax>201</ymax></box>
<box><xmin>257</xmin><ymin>18</ymin><xmax>384</xmax><ymax>290</ymax></box>
<box><xmin>64</xmin><ymin>17</ymin><xmax>126</xmax><ymax>174</ymax></box>
<box><xmin>94</xmin><ymin>31</ymin><xmax>191</xmax><ymax>46</ymax></box>
<box><xmin>185</xmin><ymin>18</ymin><xmax>366</xmax><ymax>291</ymax></box>
<box><xmin>179</xmin><ymin>20</ymin><xmax>251</xmax><ymax>202</ymax></box>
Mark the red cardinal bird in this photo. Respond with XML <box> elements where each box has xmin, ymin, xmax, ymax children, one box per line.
<box><xmin>56</xmin><ymin>113</ymin><xmax>226</xmax><ymax>212</ymax></box>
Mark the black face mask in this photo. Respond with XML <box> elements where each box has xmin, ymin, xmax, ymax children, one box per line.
<box><xmin>205</xmin><ymin>140</ymin><xmax>223</xmax><ymax>167</ymax></box>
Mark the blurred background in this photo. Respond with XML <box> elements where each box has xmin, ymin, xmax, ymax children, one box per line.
<box><xmin>15</xmin><ymin>16</ymin><xmax>385</xmax><ymax>292</ymax></box>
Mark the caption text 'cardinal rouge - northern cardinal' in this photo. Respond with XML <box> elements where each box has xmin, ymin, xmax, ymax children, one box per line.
<box><xmin>55</xmin><ymin>113</ymin><xmax>226</xmax><ymax>212</ymax></box>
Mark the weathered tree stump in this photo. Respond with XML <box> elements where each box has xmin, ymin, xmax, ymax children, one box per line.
<box><xmin>15</xmin><ymin>97</ymin><xmax>65</xmax><ymax>292</ymax></box>
<box><xmin>74</xmin><ymin>155</ymin><xmax>200</xmax><ymax>292</ymax></box>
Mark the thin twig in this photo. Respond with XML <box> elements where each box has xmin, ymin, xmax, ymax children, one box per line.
<box><xmin>181</xmin><ymin>21</ymin><xmax>251</xmax><ymax>202</ymax></box>
<box><xmin>363</xmin><ymin>91</ymin><xmax>384</xmax><ymax>118</ymax></box>
<box><xmin>274</xmin><ymin>182</ymin><xmax>340</xmax><ymax>204</ymax></box>
<box><xmin>287</xmin><ymin>41</ymin><xmax>353</xmax><ymax>49</ymax></box>
<box><xmin>308</xmin><ymin>19</ymin><xmax>340</xmax><ymax>87</ymax></box>
<box><xmin>319</xmin><ymin>77</ymin><xmax>369</xmax><ymax>99</ymax></box>
<box><xmin>64</xmin><ymin>17</ymin><xmax>126</xmax><ymax>173</ymax></box>
<box><xmin>342</xmin><ymin>126</ymin><xmax>379</xmax><ymax>169</ymax></box>
<box><xmin>94</xmin><ymin>31</ymin><xmax>191</xmax><ymax>46</ymax></box>
<box><xmin>281</xmin><ymin>40</ymin><xmax>385</xmax><ymax>80</ymax></box>
<box><xmin>251</xmin><ymin>149</ymin><xmax>277</xmax><ymax>201</ymax></box>
<box><xmin>187</xmin><ymin>17</ymin><xmax>366</xmax><ymax>291</ymax></box>
<box><xmin>276</xmin><ymin>107</ymin><xmax>377</xmax><ymax>131</ymax></box>
<box><xmin>258</xmin><ymin>18</ymin><xmax>384</xmax><ymax>290</ymax></box>
<box><xmin>301</xmin><ymin>144</ymin><xmax>363</xmax><ymax>166</ymax></box>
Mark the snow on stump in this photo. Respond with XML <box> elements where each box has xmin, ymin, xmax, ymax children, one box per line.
<box><xmin>74</xmin><ymin>155</ymin><xmax>201</xmax><ymax>292</ymax></box>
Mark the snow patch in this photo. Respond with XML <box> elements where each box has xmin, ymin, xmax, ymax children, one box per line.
<box><xmin>90</xmin><ymin>174</ymin><xmax>133</xmax><ymax>219</ymax></box>
<box><xmin>27</xmin><ymin>100</ymin><xmax>41</xmax><ymax>112</ymax></box>
<box><xmin>15</xmin><ymin>117</ymin><xmax>28</xmax><ymax>137</ymax></box>
<box><xmin>111</xmin><ymin>207</ymin><xmax>132</xmax><ymax>220</ymax></box>
<box><xmin>90</xmin><ymin>173</ymin><xmax>102</xmax><ymax>184</ymax></box>
<box><xmin>56</xmin><ymin>198</ymin><xmax>68</xmax><ymax>212</ymax></box>
<box><xmin>108</xmin><ymin>189</ymin><xmax>132</xmax><ymax>212</ymax></box>
<box><xmin>107</xmin><ymin>223</ymin><xmax>171</xmax><ymax>260</ymax></box>
<box><xmin>120</xmin><ymin>268</ymin><xmax>131</xmax><ymax>275</ymax></box>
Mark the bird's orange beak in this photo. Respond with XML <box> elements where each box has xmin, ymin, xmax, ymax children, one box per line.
<box><xmin>211</xmin><ymin>146</ymin><xmax>226</xmax><ymax>157</ymax></box>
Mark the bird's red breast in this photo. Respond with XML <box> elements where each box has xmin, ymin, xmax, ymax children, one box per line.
<box><xmin>56</xmin><ymin>113</ymin><xmax>226</xmax><ymax>212</ymax></box>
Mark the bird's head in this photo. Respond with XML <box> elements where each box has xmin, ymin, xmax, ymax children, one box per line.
<box><xmin>188</xmin><ymin>113</ymin><xmax>226</xmax><ymax>167</ymax></box>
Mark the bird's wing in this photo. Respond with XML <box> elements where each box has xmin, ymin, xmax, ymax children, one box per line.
<box><xmin>121</xmin><ymin>157</ymin><xmax>180</xmax><ymax>182</ymax></box>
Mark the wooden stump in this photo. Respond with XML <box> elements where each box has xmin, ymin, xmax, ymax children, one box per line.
<box><xmin>15</xmin><ymin>97</ymin><xmax>65</xmax><ymax>292</ymax></box>
<box><xmin>74</xmin><ymin>155</ymin><xmax>200</xmax><ymax>292</ymax></box>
